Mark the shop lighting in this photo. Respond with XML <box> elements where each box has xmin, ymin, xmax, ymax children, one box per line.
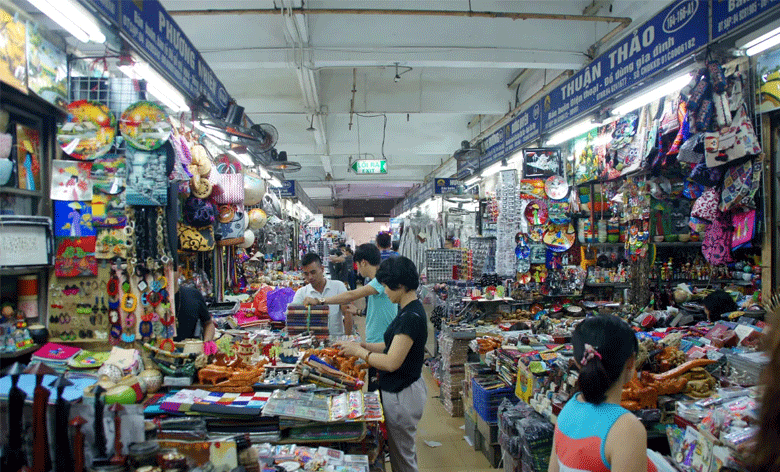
<box><xmin>464</xmin><ymin>175</ymin><xmax>481</xmax><ymax>187</ymax></box>
<box><xmin>28</xmin><ymin>0</ymin><xmax>105</xmax><ymax>43</ymax></box>
<box><xmin>480</xmin><ymin>158</ymin><xmax>508</xmax><ymax>179</ymax></box>
<box><xmin>364</xmin><ymin>216</ymin><xmax>375</xmax><ymax>222</ymax></box>
<box><xmin>546</xmin><ymin>118</ymin><xmax>602</xmax><ymax>146</ymax></box>
<box><xmin>228</xmin><ymin>150</ymin><xmax>253</xmax><ymax>167</ymax></box>
<box><xmin>269</xmin><ymin>176</ymin><xmax>283</xmax><ymax>188</ymax></box>
<box><xmin>737</xmin><ymin>19</ymin><xmax>780</xmax><ymax>56</ymax></box>
<box><xmin>118</xmin><ymin>62</ymin><xmax>189</xmax><ymax>112</ymax></box>
<box><xmin>611</xmin><ymin>72</ymin><xmax>693</xmax><ymax>117</ymax></box>
<box><xmin>746</xmin><ymin>29</ymin><xmax>780</xmax><ymax>55</ymax></box>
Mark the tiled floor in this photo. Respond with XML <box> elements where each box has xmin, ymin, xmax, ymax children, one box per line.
<box><xmin>394</xmin><ymin>367</ymin><xmax>497</xmax><ymax>472</ymax></box>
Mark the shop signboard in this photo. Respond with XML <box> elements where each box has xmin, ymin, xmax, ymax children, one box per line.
<box><xmin>712</xmin><ymin>0</ymin><xmax>780</xmax><ymax>40</ymax></box>
<box><xmin>79</xmin><ymin>0</ymin><xmax>121</xmax><ymax>25</ymax></box>
<box><xmin>541</xmin><ymin>0</ymin><xmax>708</xmax><ymax>133</ymax></box>
<box><xmin>434</xmin><ymin>178</ymin><xmax>460</xmax><ymax>194</ymax></box>
<box><xmin>351</xmin><ymin>159</ymin><xmax>387</xmax><ymax>174</ymax></box>
<box><xmin>504</xmin><ymin>101</ymin><xmax>542</xmax><ymax>157</ymax></box>
<box><xmin>479</xmin><ymin>127</ymin><xmax>505</xmax><ymax>169</ymax></box>
<box><xmin>119</xmin><ymin>0</ymin><xmax>231</xmax><ymax>114</ymax></box>
<box><xmin>273</xmin><ymin>180</ymin><xmax>296</xmax><ymax>198</ymax></box>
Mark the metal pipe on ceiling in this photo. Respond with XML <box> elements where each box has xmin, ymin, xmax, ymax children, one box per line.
<box><xmin>168</xmin><ymin>8</ymin><xmax>631</xmax><ymax>25</ymax></box>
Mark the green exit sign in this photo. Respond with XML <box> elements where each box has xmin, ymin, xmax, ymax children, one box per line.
<box><xmin>351</xmin><ymin>159</ymin><xmax>387</xmax><ymax>174</ymax></box>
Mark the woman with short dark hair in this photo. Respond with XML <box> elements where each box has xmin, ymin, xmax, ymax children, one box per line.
<box><xmin>337</xmin><ymin>256</ymin><xmax>427</xmax><ymax>472</ymax></box>
<box><xmin>701</xmin><ymin>290</ymin><xmax>738</xmax><ymax>322</ymax></box>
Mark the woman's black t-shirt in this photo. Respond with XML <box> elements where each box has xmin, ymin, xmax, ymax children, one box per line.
<box><xmin>376</xmin><ymin>298</ymin><xmax>428</xmax><ymax>393</ymax></box>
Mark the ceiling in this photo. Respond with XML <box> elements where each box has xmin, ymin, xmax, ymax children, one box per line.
<box><xmin>38</xmin><ymin>0</ymin><xmax>673</xmax><ymax>215</ymax></box>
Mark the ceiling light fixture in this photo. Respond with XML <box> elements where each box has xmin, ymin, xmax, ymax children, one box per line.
<box><xmin>392</xmin><ymin>62</ymin><xmax>412</xmax><ymax>83</ymax></box>
<box><xmin>394</xmin><ymin>63</ymin><xmax>401</xmax><ymax>83</ymax></box>
<box><xmin>118</xmin><ymin>60</ymin><xmax>189</xmax><ymax>112</ymax></box>
<box><xmin>611</xmin><ymin>72</ymin><xmax>693</xmax><ymax>116</ymax></box>
<box><xmin>364</xmin><ymin>216</ymin><xmax>375</xmax><ymax>222</ymax></box>
<box><xmin>464</xmin><ymin>175</ymin><xmax>481</xmax><ymax>186</ymax></box>
<box><xmin>28</xmin><ymin>0</ymin><xmax>106</xmax><ymax>43</ymax></box>
<box><xmin>306</xmin><ymin>114</ymin><xmax>316</xmax><ymax>132</ymax></box>
<box><xmin>546</xmin><ymin>118</ymin><xmax>602</xmax><ymax>146</ymax></box>
<box><xmin>228</xmin><ymin>149</ymin><xmax>253</xmax><ymax>167</ymax></box>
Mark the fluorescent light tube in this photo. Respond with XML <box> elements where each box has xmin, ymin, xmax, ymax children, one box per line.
<box><xmin>464</xmin><ymin>175</ymin><xmax>481</xmax><ymax>186</ymax></box>
<box><xmin>228</xmin><ymin>150</ymin><xmax>253</xmax><ymax>167</ymax></box>
<box><xmin>269</xmin><ymin>176</ymin><xmax>283</xmax><ymax>188</ymax></box>
<box><xmin>546</xmin><ymin>118</ymin><xmax>601</xmax><ymax>146</ymax></box>
<box><xmin>118</xmin><ymin>62</ymin><xmax>189</xmax><ymax>112</ymax></box>
<box><xmin>364</xmin><ymin>216</ymin><xmax>375</xmax><ymax>222</ymax></box>
<box><xmin>747</xmin><ymin>31</ymin><xmax>780</xmax><ymax>56</ymax></box>
<box><xmin>611</xmin><ymin>72</ymin><xmax>693</xmax><ymax>116</ymax></box>
<box><xmin>28</xmin><ymin>0</ymin><xmax>105</xmax><ymax>43</ymax></box>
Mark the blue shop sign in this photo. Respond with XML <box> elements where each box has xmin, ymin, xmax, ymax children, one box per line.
<box><xmin>504</xmin><ymin>102</ymin><xmax>541</xmax><ymax>157</ymax></box>
<box><xmin>712</xmin><ymin>0</ymin><xmax>780</xmax><ymax>40</ymax></box>
<box><xmin>480</xmin><ymin>127</ymin><xmax>505</xmax><ymax>168</ymax></box>
<box><xmin>274</xmin><ymin>180</ymin><xmax>296</xmax><ymax>198</ymax></box>
<box><xmin>434</xmin><ymin>178</ymin><xmax>460</xmax><ymax>194</ymax></box>
<box><xmin>79</xmin><ymin>0</ymin><xmax>120</xmax><ymax>24</ymax></box>
<box><xmin>541</xmin><ymin>0</ymin><xmax>708</xmax><ymax>133</ymax></box>
<box><xmin>119</xmin><ymin>0</ymin><xmax>231</xmax><ymax>114</ymax></box>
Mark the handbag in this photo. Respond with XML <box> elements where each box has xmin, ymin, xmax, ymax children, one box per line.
<box><xmin>691</xmin><ymin>188</ymin><xmax>720</xmax><ymax>222</ymax></box>
<box><xmin>182</xmin><ymin>195</ymin><xmax>216</xmax><ymax>226</ymax></box>
<box><xmin>720</xmin><ymin>158</ymin><xmax>761</xmax><ymax>211</ymax></box>
<box><xmin>731</xmin><ymin>209</ymin><xmax>757</xmax><ymax>250</ymax></box>
<box><xmin>678</xmin><ymin>133</ymin><xmax>704</xmax><ymax>163</ymax></box>
<box><xmin>178</xmin><ymin>224</ymin><xmax>215</xmax><ymax>252</ymax></box>
<box><xmin>216</xmin><ymin>204</ymin><xmax>246</xmax><ymax>246</ymax></box>
<box><xmin>704</xmin><ymin>103</ymin><xmax>762</xmax><ymax>168</ymax></box>
<box><xmin>702</xmin><ymin>214</ymin><xmax>734</xmax><ymax>265</ymax></box>
<box><xmin>211</xmin><ymin>172</ymin><xmax>245</xmax><ymax>204</ymax></box>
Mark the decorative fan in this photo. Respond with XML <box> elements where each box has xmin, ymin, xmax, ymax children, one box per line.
<box><xmin>266</xmin><ymin>151</ymin><xmax>302</xmax><ymax>173</ymax></box>
<box><xmin>452</xmin><ymin>140</ymin><xmax>480</xmax><ymax>162</ymax></box>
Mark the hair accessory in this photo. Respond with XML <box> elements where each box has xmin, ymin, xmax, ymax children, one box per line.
<box><xmin>120</xmin><ymin>333</ymin><xmax>136</xmax><ymax>343</ymax></box>
<box><xmin>580</xmin><ymin>343</ymin><xmax>602</xmax><ymax>366</ymax></box>
<box><xmin>109</xmin><ymin>310</ymin><xmax>120</xmax><ymax>324</ymax></box>
<box><xmin>107</xmin><ymin>278</ymin><xmax>119</xmax><ymax>296</ymax></box>
<box><xmin>124</xmin><ymin>312</ymin><xmax>136</xmax><ymax>329</ymax></box>
<box><xmin>121</xmin><ymin>293</ymin><xmax>138</xmax><ymax>312</ymax></box>
<box><xmin>139</xmin><ymin>320</ymin><xmax>153</xmax><ymax>337</ymax></box>
<box><xmin>109</xmin><ymin>325</ymin><xmax>122</xmax><ymax>339</ymax></box>
<box><xmin>108</xmin><ymin>300</ymin><xmax>120</xmax><ymax>310</ymax></box>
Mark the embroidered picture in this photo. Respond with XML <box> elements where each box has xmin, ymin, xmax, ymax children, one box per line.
<box><xmin>55</xmin><ymin>236</ymin><xmax>97</xmax><ymax>277</ymax></box>
<box><xmin>15</xmin><ymin>124</ymin><xmax>41</xmax><ymax>191</ymax></box>
<box><xmin>125</xmin><ymin>146</ymin><xmax>167</xmax><ymax>206</ymax></box>
<box><xmin>53</xmin><ymin>200</ymin><xmax>95</xmax><ymax>237</ymax></box>
<box><xmin>51</xmin><ymin>160</ymin><xmax>92</xmax><ymax>201</ymax></box>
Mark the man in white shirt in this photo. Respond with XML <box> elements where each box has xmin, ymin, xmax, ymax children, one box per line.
<box><xmin>290</xmin><ymin>252</ymin><xmax>354</xmax><ymax>337</ymax></box>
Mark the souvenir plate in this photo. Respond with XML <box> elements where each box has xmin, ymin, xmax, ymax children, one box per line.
<box><xmin>545</xmin><ymin>175</ymin><xmax>569</xmax><ymax>200</ymax></box>
<box><xmin>543</xmin><ymin>223</ymin><xmax>575</xmax><ymax>252</ymax></box>
<box><xmin>58</xmin><ymin>100</ymin><xmax>116</xmax><ymax>160</ymax></box>
<box><xmin>119</xmin><ymin>101</ymin><xmax>171</xmax><ymax>151</ymax></box>
<box><xmin>528</xmin><ymin>226</ymin><xmax>545</xmax><ymax>242</ymax></box>
<box><xmin>548</xmin><ymin>200</ymin><xmax>571</xmax><ymax>224</ymax></box>
<box><xmin>524</xmin><ymin>199</ymin><xmax>548</xmax><ymax>225</ymax></box>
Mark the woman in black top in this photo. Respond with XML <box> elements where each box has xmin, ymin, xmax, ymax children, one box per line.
<box><xmin>338</xmin><ymin>256</ymin><xmax>428</xmax><ymax>472</ymax></box>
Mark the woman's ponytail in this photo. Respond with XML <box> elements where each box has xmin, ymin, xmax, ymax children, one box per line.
<box><xmin>573</xmin><ymin>315</ymin><xmax>638</xmax><ymax>404</ymax></box>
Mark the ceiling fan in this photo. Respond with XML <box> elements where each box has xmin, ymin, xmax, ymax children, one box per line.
<box><xmin>266</xmin><ymin>151</ymin><xmax>302</xmax><ymax>173</ymax></box>
<box><xmin>447</xmin><ymin>202</ymin><xmax>474</xmax><ymax>216</ymax></box>
<box><xmin>452</xmin><ymin>140</ymin><xmax>480</xmax><ymax>162</ymax></box>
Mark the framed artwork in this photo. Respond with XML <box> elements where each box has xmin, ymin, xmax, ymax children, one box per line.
<box><xmin>125</xmin><ymin>146</ymin><xmax>167</xmax><ymax>206</ymax></box>
<box><xmin>0</xmin><ymin>8</ymin><xmax>27</xmax><ymax>93</ymax></box>
<box><xmin>26</xmin><ymin>28</ymin><xmax>67</xmax><ymax>107</ymax></box>
<box><xmin>54</xmin><ymin>236</ymin><xmax>97</xmax><ymax>278</ymax></box>
<box><xmin>51</xmin><ymin>160</ymin><xmax>92</xmax><ymax>201</ymax></box>
<box><xmin>15</xmin><ymin>124</ymin><xmax>41</xmax><ymax>191</ymax></box>
<box><xmin>53</xmin><ymin>201</ymin><xmax>94</xmax><ymax>237</ymax></box>
<box><xmin>522</xmin><ymin>148</ymin><xmax>563</xmax><ymax>178</ymax></box>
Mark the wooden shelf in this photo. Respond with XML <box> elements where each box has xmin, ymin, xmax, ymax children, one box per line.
<box><xmin>582</xmin><ymin>242</ymin><xmax>623</xmax><ymax>248</ymax></box>
<box><xmin>0</xmin><ymin>187</ymin><xmax>43</xmax><ymax>197</ymax></box>
<box><xmin>651</xmin><ymin>279</ymin><xmax>754</xmax><ymax>287</ymax></box>
<box><xmin>0</xmin><ymin>344</ymin><xmax>39</xmax><ymax>359</ymax></box>
<box><xmin>653</xmin><ymin>242</ymin><xmax>703</xmax><ymax>247</ymax></box>
<box><xmin>0</xmin><ymin>265</ymin><xmax>51</xmax><ymax>275</ymax></box>
<box><xmin>585</xmin><ymin>282</ymin><xmax>630</xmax><ymax>288</ymax></box>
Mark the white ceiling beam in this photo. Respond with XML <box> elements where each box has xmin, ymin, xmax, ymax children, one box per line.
<box><xmin>200</xmin><ymin>46</ymin><xmax>586</xmax><ymax>70</ymax></box>
<box><xmin>583</xmin><ymin>1</ymin><xmax>614</xmax><ymax>16</ymax></box>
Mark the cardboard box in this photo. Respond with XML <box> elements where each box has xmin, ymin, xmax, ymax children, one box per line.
<box><xmin>481</xmin><ymin>440</ymin><xmax>502</xmax><ymax>468</ymax></box>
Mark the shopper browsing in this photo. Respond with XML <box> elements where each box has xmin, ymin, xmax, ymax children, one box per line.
<box><xmin>290</xmin><ymin>252</ymin><xmax>355</xmax><ymax>337</ymax></box>
<box><xmin>174</xmin><ymin>270</ymin><xmax>215</xmax><ymax>343</ymax></box>
<box><xmin>550</xmin><ymin>315</ymin><xmax>657</xmax><ymax>472</ymax></box>
<box><xmin>701</xmin><ymin>290</ymin><xmax>738</xmax><ymax>322</ymax></box>
<box><xmin>336</xmin><ymin>256</ymin><xmax>427</xmax><ymax>472</ymax></box>
<box><xmin>749</xmin><ymin>311</ymin><xmax>780</xmax><ymax>472</ymax></box>
<box><xmin>376</xmin><ymin>232</ymin><xmax>399</xmax><ymax>260</ymax></box>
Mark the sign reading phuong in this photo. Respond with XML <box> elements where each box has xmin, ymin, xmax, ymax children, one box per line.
<box><xmin>504</xmin><ymin>102</ymin><xmax>541</xmax><ymax>157</ymax></box>
<box><xmin>119</xmin><ymin>0</ymin><xmax>230</xmax><ymax>113</ymax></box>
<box><xmin>542</xmin><ymin>0</ymin><xmax>708</xmax><ymax>132</ymax></box>
<box><xmin>712</xmin><ymin>0</ymin><xmax>780</xmax><ymax>40</ymax></box>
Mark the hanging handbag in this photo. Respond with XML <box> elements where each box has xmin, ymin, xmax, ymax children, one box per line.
<box><xmin>211</xmin><ymin>172</ymin><xmax>245</xmax><ymax>204</ymax></box>
<box><xmin>678</xmin><ymin>133</ymin><xmax>705</xmax><ymax>163</ymax></box>
<box><xmin>182</xmin><ymin>195</ymin><xmax>216</xmax><ymax>226</ymax></box>
<box><xmin>704</xmin><ymin>103</ymin><xmax>762</xmax><ymax>168</ymax></box>
<box><xmin>215</xmin><ymin>204</ymin><xmax>247</xmax><ymax>246</ymax></box>
<box><xmin>702</xmin><ymin>214</ymin><xmax>734</xmax><ymax>265</ymax></box>
<box><xmin>720</xmin><ymin>158</ymin><xmax>761</xmax><ymax>211</ymax></box>
<box><xmin>731</xmin><ymin>209</ymin><xmax>757</xmax><ymax>250</ymax></box>
<box><xmin>691</xmin><ymin>188</ymin><xmax>721</xmax><ymax>222</ymax></box>
<box><xmin>178</xmin><ymin>224</ymin><xmax>215</xmax><ymax>252</ymax></box>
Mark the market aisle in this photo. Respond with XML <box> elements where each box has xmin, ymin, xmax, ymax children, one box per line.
<box><xmin>386</xmin><ymin>366</ymin><xmax>495</xmax><ymax>472</ymax></box>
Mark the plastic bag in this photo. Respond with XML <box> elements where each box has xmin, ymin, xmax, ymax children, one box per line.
<box><xmin>267</xmin><ymin>287</ymin><xmax>295</xmax><ymax>321</ymax></box>
<box><xmin>254</xmin><ymin>285</ymin><xmax>274</xmax><ymax>315</ymax></box>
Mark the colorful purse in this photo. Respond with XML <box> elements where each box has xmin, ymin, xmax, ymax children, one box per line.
<box><xmin>182</xmin><ymin>195</ymin><xmax>216</xmax><ymax>226</ymax></box>
<box><xmin>731</xmin><ymin>209</ymin><xmax>757</xmax><ymax>250</ymax></box>
<box><xmin>216</xmin><ymin>204</ymin><xmax>246</xmax><ymax>246</ymax></box>
<box><xmin>178</xmin><ymin>224</ymin><xmax>215</xmax><ymax>252</ymax></box>
<box><xmin>704</xmin><ymin>103</ymin><xmax>762</xmax><ymax>168</ymax></box>
<box><xmin>702</xmin><ymin>214</ymin><xmax>734</xmax><ymax>265</ymax></box>
<box><xmin>211</xmin><ymin>171</ymin><xmax>244</xmax><ymax>204</ymax></box>
<box><xmin>720</xmin><ymin>158</ymin><xmax>761</xmax><ymax>212</ymax></box>
<box><xmin>691</xmin><ymin>188</ymin><xmax>721</xmax><ymax>222</ymax></box>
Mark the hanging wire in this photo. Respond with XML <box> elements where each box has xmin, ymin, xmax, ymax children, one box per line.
<box><xmin>354</xmin><ymin>113</ymin><xmax>388</xmax><ymax>159</ymax></box>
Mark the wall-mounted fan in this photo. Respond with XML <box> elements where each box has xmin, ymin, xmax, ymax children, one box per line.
<box><xmin>452</xmin><ymin>140</ymin><xmax>480</xmax><ymax>162</ymax></box>
<box><xmin>266</xmin><ymin>151</ymin><xmax>302</xmax><ymax>173</ymax></box>
<box><xmin>250</xmin><ymin>123</ymin><xmax>278</xmax><ymax>153</ymax></box>
<box><xmin>447</xmin><ymin>202</ymin><xmax>474</xmax><ymax>216</ymax></box>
